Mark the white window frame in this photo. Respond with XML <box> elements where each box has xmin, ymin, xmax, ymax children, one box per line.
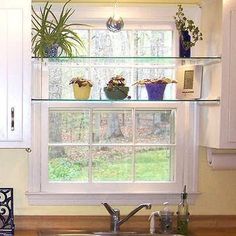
<box><xmin>27</xmin><ymin>4</ymin><xmax>201</xmax><ymax>205</ymax></box>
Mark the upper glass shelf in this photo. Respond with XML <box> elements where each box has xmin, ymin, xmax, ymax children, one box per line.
<box><xmin>32</xmin><ymin>56</ymin><xmax>221</xmax><ymax>66</ymax></box>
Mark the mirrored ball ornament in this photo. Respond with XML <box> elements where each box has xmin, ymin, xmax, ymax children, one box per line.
<box><xmin>106</xmin><ymin>16</ymin><xmax>124</xmax><ymax>32</ymax></box>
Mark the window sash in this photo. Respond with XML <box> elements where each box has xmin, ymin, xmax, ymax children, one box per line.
<box><xmin>39</xmin><ymin>102</ymin><xmax>186</xmax><ymax>193</ymax></box>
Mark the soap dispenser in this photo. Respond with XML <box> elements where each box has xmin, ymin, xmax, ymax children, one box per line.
<box><xmin>177</xmin><ymin>185</ymin><xmax>189</xmax><ymax>235</ymax></box>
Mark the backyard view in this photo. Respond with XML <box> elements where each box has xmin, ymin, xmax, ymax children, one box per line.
<box><xmin>48</xmin><ymin>109</ymin><xmax>175</xmax><ymax>182</ymax></box>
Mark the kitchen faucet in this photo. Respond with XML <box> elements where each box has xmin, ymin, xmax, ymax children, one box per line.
<box><xmin>102</xmin><ymin>202</ymin><xmax>152</xmax><ymax>232</ymax></box>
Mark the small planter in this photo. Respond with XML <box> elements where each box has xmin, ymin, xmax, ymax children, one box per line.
<box><xmin>133</xmin><ymin>78</ymin><xmax>177</xmax><ymax>101</ymax></box>
<box><xmin>104</xmin><ymin>86</ymin><xmax>129</xmax><ymax>100</ymax></box>
<box><xmin>69</xmin><ymin>77</ymin><xmax>93</xmax><ymax>100</ymax></box>
<box><xmin>73</xmin><ymin>84</ymin><xmax>92</xmax><ymax>100</ymax></box>
<box><xmin>44</xmin><ymin>44</ymin><xmax>59</xmax><ymax>58</ymax></box>
<box><xmin>145</xmin><ymin>83</ymin><xmax>167</xmax><ymax>101</ymax></box>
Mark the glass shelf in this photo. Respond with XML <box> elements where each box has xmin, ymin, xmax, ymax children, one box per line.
<box><xmin>32</xmin><ymin>56</ymin><xmax>221</xmax><ymax>66</ymax></box>
<box><xmin>31</xmin><ymin>98</ymin><xmax>220</xmax><ymax>103</ymax></box>
<box><xmin>32</xmin><ymin>56</ymin><xmax>221</xmax><ymax>104</ymax></box>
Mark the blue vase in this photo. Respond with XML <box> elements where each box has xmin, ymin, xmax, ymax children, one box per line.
<box><xmin>179</xmin><ymin>31</ymin><xmax>191</xmax><ymax>58</ymax></box>
<box><xmin>45</xmin><ymin>44</ymin><xmax>59</xmax><ymax>58</ymax></box>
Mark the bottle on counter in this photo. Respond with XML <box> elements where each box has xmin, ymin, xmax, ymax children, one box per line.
<box><xmin>177</xmin><ymin>185</ymin><xmax>189</xmax><ymax>235</ymax></box>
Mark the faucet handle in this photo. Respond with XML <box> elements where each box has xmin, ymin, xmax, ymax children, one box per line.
<box><xmin>102</xmin><ymin>202</ymin><xmax>118</xmax><ymax>216</ymax></box>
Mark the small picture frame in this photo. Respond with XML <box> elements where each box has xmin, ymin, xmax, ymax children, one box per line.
<box><xmin>176</xmin><ymin>64</ymin><xmax>203</xmax><ymax>100</ymax></box>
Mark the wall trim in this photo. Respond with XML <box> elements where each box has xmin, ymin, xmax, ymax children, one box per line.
<box><xmin>26</xmin><ymin>192</ymin><xmax>200</xmax><ymax>205</ymax></box>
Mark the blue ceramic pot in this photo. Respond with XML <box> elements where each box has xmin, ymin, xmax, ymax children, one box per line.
<box><xmin>45</xmin><ymin>44</ymin><xmax>59</xmax><ymax>58</ymax></box>
<box><xmin>145</xmin><ymin>83</ymin><xmax>166</xmax><ymax>101</ymax></box>
<box><xmin>179</xmin><ymin>31</ymin><xmax>191</xmax><ymax>58</ymax></box>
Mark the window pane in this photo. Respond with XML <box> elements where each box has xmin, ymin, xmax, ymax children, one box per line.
<box><xmin>91</xmin><ymin>30</ymin><xmax>131</xmax><ymax>56</ymax></box>
<box><xmin>135</xmin><ymin>30</ymin><xmax>172</xmax><ymax>56</ymax></box>
<box><xmin>49</xmin><ymin>110</ymin><xmax>90</xmax><ymax>143</ymax></box>
<box><xmin>135</xmin><ymin>147</ymin><xmax>173</xmax><ymax>181</ymax></box>
<box><xmin>135</xmin><ymin>110</ymin><xmax>175</xmax><ymax>144</ymax></box>
<box><xmin>92</xmin><ymin>110</ymin><xmax>132</xmax><ymax>143</ymax></box>
<box><xmin>48</xmin><ymin>146</ymin><xmax>89</xmax><ymax>182</ymax></box>
<box><xmin>92</xmin><ymin>146</ymin><xmax>132</xmax><ymax>182</ymax></box>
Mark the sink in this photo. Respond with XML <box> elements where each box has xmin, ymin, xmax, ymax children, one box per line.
<box><xmin>94</xmin><ymin>232</ymin><xmax>136</xmax><ymax>236</ymax></box>
<box><xmin>93</xmin><ymin>233</ymin><xmax>183</xmax><ymax>236</ymax></box>
<box><xmin>38</xmin><ymin>230</ymin><xmax>93</xmax><ymax>236</ymax></box>
<box><xmin>39</xmin><ymin>231</ymin><xmax>183</xmax><ymax>236</ymax></box>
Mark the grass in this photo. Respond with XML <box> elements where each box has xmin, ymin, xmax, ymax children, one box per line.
<box><xmin>48</xmin><ymin>149</ymin><xmax>171</xmax><ymax>182</ymax></box>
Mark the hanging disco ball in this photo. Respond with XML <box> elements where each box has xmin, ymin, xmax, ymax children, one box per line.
<box><xmin>106</xmin><ymin>16</ymin><xmax>124</xmax><ymax>32</ymax></box>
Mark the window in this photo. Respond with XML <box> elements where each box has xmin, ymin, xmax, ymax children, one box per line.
<box><xmin>29</xmin><ymin>5</ymin><xmax>199</xmax><ymax>205</ymax></box>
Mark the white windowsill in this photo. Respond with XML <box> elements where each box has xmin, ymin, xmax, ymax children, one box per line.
<box><xmin>26</xmin><ymin>192</ymin><xmax>200</xmax><ymax>205</ymax></box>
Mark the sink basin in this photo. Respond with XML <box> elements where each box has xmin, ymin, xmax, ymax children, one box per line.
<box><xmin>93</xmin><ymin>233</ymin><xmax>183</xmax><ymax>236</ymax></box>
<box><xmin>38</xmin><ymin>230</ymin><xmax>93</xmax><ymax>236</ymax></box>
<box><xmin>94</xmin><ymin>232</ymin><xmax>136</xmax><ymax>236</ymax></box>
<box><xmin>39</xmin><ymin>231</ymin><xmax>183</xmax><ymax>236</ymax></box>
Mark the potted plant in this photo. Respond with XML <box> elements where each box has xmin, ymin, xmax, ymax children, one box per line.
<box><xmin>32</xmin><ymin>0</ymin><xmax>87</xmax><ymax>58</ymax></box>
<box><xmin>133</xmin><ymin>77</ymin><xmax>177</xmax><ymax>101</ymax></box>
<box><xmin>174</xmin><ymin>4</ymin><xmax>203</xmax><ymax>57</ymax></box>
<box><xmin>69</xmin><ymin>77</ymin><xmax>93</xmax><ymax>100</ymax></box>
<box><xmin>104</xmin><ymin>75</ymin><xmax>130</xmax><ymax>100</ymax></box>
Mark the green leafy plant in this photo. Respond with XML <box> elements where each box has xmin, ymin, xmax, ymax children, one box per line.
<box><xmin>133</xmin><ymin>77</ymin><xmax>177</xmax><ymax>86</ymax></box>
<box><xmin>69</xmin><ymin>76</ymin><xmax>93</xmax><ymax>87</ymax></box>
<box><xmin>32</xmin><ymin>0</ymin><xmax>87</xmax><ymax>58</ymax></box>
<box><xmin>174</xmin><ymin>4</ymin><xmax>203</xmax><ymax>50</ymax></box>
<box><xmin>106</xmin><ymin>75</ymin><xmax>126</xmax><ymax>90</ymax></box>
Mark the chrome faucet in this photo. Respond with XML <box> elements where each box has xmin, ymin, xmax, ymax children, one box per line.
<box><xmin>102</xmin><ymin>202</ymin><xmax>152</xmax><ymax>232</ymax></box>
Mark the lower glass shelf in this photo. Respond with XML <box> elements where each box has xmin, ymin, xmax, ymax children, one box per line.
<box><xmin>31</xmin><ymin>98</ymin><xmax>220</xmax><ymax>103</ymax></box>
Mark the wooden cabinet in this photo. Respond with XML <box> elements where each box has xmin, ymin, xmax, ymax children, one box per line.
<box><xmin>0</xmin><ymin>0</ymin><xmax>31</xmax><ymax>148</ymax></box>
<box><xmin>200</xmin><ymin>0</ymin><xmax>236</xmax><ymax>149</ymax></box>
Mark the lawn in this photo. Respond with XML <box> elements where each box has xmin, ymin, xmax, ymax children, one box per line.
<box><xmin>48</xmin><ymin>149</ymin><xmax>171</xmax><ymax>182</ymax></box>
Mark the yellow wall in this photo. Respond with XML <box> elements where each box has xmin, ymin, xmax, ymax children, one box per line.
<box><xmin>1</xmin><ymin>147</ymin><xmax>236</xmax><ymax>215</ymax></box>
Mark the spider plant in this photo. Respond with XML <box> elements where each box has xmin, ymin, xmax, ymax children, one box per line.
<box><xmin>32</xmin><ymin>0</ymin><xmax>87</xmax><ymax>58</ymax></box>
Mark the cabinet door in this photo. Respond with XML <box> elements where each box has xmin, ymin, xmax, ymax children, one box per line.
<box><xmin>221</xmin><ymin>0</ymin><xmax>236</xmax><ymax>147</ymax></box>
<box><xmin>0</xmin><ymin>3</ymin><xmax>31</xmax><ymax>148</ymax></box>
<box><xmin>227</xmin><ymin>9</ymin><xmax>236</xmax><ymax>143</ymax></box>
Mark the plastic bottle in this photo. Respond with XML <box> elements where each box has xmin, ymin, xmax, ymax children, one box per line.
<box><xmin>149</xmin><ymin>211</ymin><xmax>158</xmax><ymax>234</ymax></box>
<box><xmin>177</xmin><ymin>185</ymin><xmax>189</xmax><ymax>235</ymax></box>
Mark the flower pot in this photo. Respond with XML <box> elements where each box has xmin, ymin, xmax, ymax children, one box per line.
<box><xmin>45</xmin><ymin>44</ymin><xmax>59</xmax><ymax>58</ymax></box>
<box><xmin>73</xmin><ymin>84</ymin><xmax>92</xmax><ymax>100</ymax></box>
<box><xmin>104</xmin><ymin>86</ymin><xmax>129</xmax><ymax>100</ymax></box>
<box><xmin>179</xmin><ymin>31</ymin><xmax>191</xmax><ymax>58</ymax></box>
<box><xmin>145</xmin><ymin>83</ymin><xmax>166</xmax><ymax>101</ymax></box>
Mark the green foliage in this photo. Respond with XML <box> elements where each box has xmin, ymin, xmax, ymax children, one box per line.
<box><xmin>48</xmin><ymin>149</ymin><xmax>170</xmax><ymax>182</ymax></box>
<box><xmin>174</xmin><ymin>4</ymin><xmax>203</xmax><ymax>49</ymax></box>
<box><xmin>31</xmin><ymin>0</ymin><xmax>87</xmax><ymax>58</ymax></box>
